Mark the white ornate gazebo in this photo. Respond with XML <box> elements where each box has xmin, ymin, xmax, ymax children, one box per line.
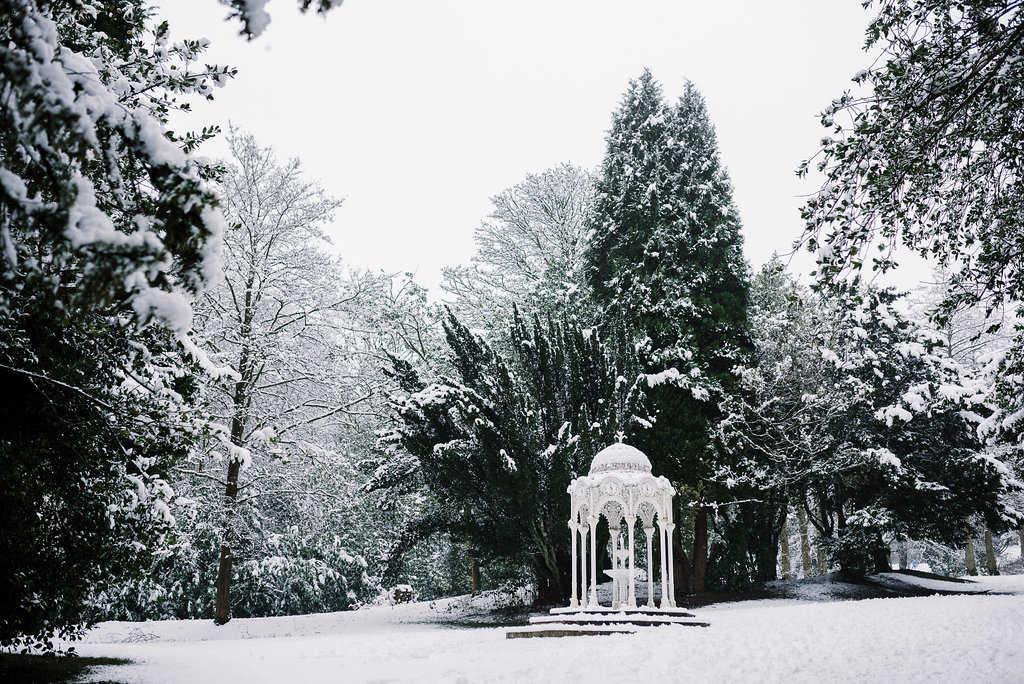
<box><xmin>566</xmin><ymin>442</ymin><xmax>676</xmax><ymax>610</ymax></box>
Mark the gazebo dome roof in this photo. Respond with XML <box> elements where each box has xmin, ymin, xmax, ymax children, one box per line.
<box><xmin>588</xmin><ymin>443</ymin><xmax>652</xmax><ymax>476</ymax></box>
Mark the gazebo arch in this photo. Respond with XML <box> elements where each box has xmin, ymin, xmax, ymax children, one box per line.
<box><xmin>566</xmin><ymin>442</ymin><xmax>676</xmax><ymax>610</ymax></box>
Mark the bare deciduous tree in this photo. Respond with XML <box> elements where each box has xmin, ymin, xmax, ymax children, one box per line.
<box><xmin>441</xmin><ymin>163</ymin><xmax>595</xmax><ymax>330</ymax></box>
<box><xmin>189</xmin><ymin>130</ymin><xmax>387</xmax><ymax>624</ymax></box>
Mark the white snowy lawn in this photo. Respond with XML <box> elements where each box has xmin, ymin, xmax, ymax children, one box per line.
<box><xmin>76</xmin><ymin>575</ymin><xmax>1024</xmax><ymax>684</ymax></box>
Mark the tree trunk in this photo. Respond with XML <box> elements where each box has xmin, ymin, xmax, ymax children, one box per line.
<box><xmin>965</xmin><ymin>519</ymin><xmax>978</xmax><ymax>576</ymax></box>
<box><xmin>529</xmin><ymin>521</ymin><xmax>563</xmax><ymax>604</ymax></box>
<box><xmin>816</xmin><ymin>541</ymin><xmax>828</xmax><ymax>576</ymax></box>
<box><xmin>816</xmin><ymin>501</ymin><xmax>829</xmax><ymax>575</ymax></box>
<box><xmin>692</xmin><ymin>506</ymin><xmax>708</xmax><ymax>593</ymax></box>
<box><xmin>1019</xmin><ymin>523</ymin><xmax>1024</xmax><ymax>567</ymax></box>
<box><xmin>671</xmin><ymin>528</ymin><xmax>693</xmax><ymax>596</ymax></box>
<box><xmin>671</xmin><ymin>532</ymin><xmax>690</xmax><ymax>599</ymax></box>
<box><xmin>873</xmin><ymin>544</ymin><xmax>891</xmax><ymax>573</ymax></box>
<box><xmin>470</xmin><ymin>555</ymin><xmax>481</xmax><ymax>593</ymax></box>
<box><xmin>779</xmin><ymin>511</ymin><xmax>792</xmax><ymax>580</ymax></box>
<box><xmin>755</xmin><ymin>503</ymin><xmax>784</xmax><ymax>583</ymax></box>
<box><xmin>897</xmin><ymin>541</ymin><xmax>909</xmax><ymax>570</ymax></box>
<box><xmin>984</xmin><ymin>524</ymin><xmax>999</xmax><ymax>576</ymax></box>
<box><xmin>835</xmin><ymin>499</ymin><xmax>847</xmax><ymax>531</ymax></box>
<box><xmin>215</xmin><ymin>348</ymin><xmax>251</xmax><ymax>625</ymax></box>
<box><xmin>214</xmin><ymin>457</ymin><xmax>241</xmax><ymax>624</ymax></box>
<box><xmin>797</xmin><ymin>508</ymin><xmax>814</xmax><ymax>578</ymax></box>
<box><xmin>465</xmin><ymin>507</ymin><xmax>481</xmax><ymax>593</ymax></box>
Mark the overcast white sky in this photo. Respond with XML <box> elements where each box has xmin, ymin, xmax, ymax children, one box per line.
<box><xmin>158</xmin><ymin>0</ymin><xmax>916</xmax><ymax>293</ymax></box>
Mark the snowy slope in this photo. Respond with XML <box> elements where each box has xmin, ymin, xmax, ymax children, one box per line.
<box><xmin>75</xmin><ymin>577</ymin><xmax>1024</xmax><ymax>684</ymax></box>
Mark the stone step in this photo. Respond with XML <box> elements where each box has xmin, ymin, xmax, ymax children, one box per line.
<box><xmin>530</xmin><ymin>614</ymin><xmax>706</xmax><ymax>626</ymax></box>
<box><xmin>548</xmin><ymin>606</ymin><xmax>696</xmax><ymax>618</ymax></box>
<box><xmin>506</xmin><ymin>618</ymin><xmax>709</xmax><ymax>639</ymax></box>
<box><xmin>507</xmin><ymin>624</ymin><xmax>639</xmax><ymax>639</ymax></box>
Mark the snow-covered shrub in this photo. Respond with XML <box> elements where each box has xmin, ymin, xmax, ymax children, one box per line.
<box><xmin>100</xmin><ymin>512</ymin><xmax>377</xmax><ymax>620</ymax></box>
<box><xmin>232</xmin><ymin>529</ymin><xmax>374</xmax><ymax>617</ymax></box>
<box><xmin>830</xmin><ymin>507</ymin><xmax>898</xmax><ymax>580</ymax></box>
<box><xmin>95</xmin><ymin>504</ymin><xmax>221</xmax><ymax>621</ymax></box>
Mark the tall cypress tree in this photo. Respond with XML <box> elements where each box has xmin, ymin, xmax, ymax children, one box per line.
<box><xmin>585</xmin><ymin>71</ymin><xmax>750</xmax><ymax>592</ymax></box>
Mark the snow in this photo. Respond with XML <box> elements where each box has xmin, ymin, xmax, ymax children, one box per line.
<box><xmin>241</xmin><ymin>0</ymin><xmax>273</xmax><ymax>37</ymax></box>
<box><xmin>177</xmin><ymin>333</ymin><xmax>237</xmax><ymax>379</ymax></box>
<box><xmin>871</xmin><ymin>572</ymin><xmax>1015</xmax><ymax>595</ymax></box>
<box><xmin>900</xmin><ymin>384</ymin><xmax>930</xmax><ymax>412</ymax></box>
<box><xmin>870</xmin><ymin>447</ymin><xmax>904</xmax><ymax>472</ymax></box>
<box><xmin>876</xmin><ymin>404</ymin><xmax>914</xmax><ymax>426</ymax></box>
<box><xmin>897</xmin><ymin>341</ymin><xmax>927</xmax><ymax>358</ymax></box>
<box><xmin>130</xmin><ymin>288</ymin><xmax>193</xmax><ymax>334</ymax></box>
<box><xmin>70</xmin><ymin>578</ymin><xmax>1024</xmax><ymax>683</ymax></box>
<box><xmin>588</xmin><ymin>442</ymin><xmax>652</xmax><ymax>475</ymax></box>
<box><xmin>645</xmin><ymin>366</ymin><xmax>686</xmax><ymax>387</ymax></box>
<box><xmin>198</xmin><ymin>205</ymin><xmax>227</xmax><ymax>286</ymax></box>
<box><xmin>820</xmin><ymin>347</ymin><xmax>841</xmax><ymax>365</ymax></box>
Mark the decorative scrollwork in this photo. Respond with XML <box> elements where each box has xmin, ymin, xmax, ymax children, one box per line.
<box><xmin>578</xmin><ymin>503</ymin><xmax>590</xmax><ymax>524</ymax></box>
<box><xmin>637</xmin><ymin>501</ymin><xmax>657</xmax><ymax>528</ymax></box>
<box><xmin>601</xmin><ymin>500</ymin><xmax>624</xmax><ymax>527</ymax></box>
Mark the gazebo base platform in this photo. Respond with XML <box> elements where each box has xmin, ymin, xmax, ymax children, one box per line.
<box><xmin>506</xmin><ymin>607</ymin><xmax>709</xmax><ymax>639</ymax></box>
<box><xmin>548</xmin><ymin>605</ymin><xmax>697</xmax><ymax>616</ymax></box>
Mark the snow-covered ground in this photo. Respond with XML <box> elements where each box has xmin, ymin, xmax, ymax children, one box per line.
<box><xmin>75</xmin><ymin>575</ymin><xmax>1024</xmax><ymax>684</ymax></box>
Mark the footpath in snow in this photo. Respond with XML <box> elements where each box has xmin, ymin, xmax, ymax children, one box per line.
<box><xmin>74</xmin><ymin>574</ymin><xmax>1024</xmax><ymax>684</ymax></box>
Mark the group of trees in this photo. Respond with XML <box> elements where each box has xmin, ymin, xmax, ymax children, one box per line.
<box><xmin>796</xmin><ymin>0</ymin><xmax>1024</xmax><ymax>571</ymax></box>
<box><xmin>0</xmin><ymin>0</ymin><xmax>404</xmax><ymax>647</ymax></box>
<box><xmin>2</xmin><ymin>0</ymin><xmax>1024</xmax><ymax>652</ymax></box>
<box><xmin>720</xmin><ymin>264</ymin><xmax>1015</xmax><ymax>579</ymax></box>
<box><xmin>375</xmin><ymin>1</ymin><xmax>1024</xmax><ymax>598</ymax></box>
<box><xmin>0</xmin><ymin>0</ymin><xmax>232</xmax><ymax>648</ymax></box>
<box><xmin>375</xmin><ymin>60</ymin><xmax>1020</xmax><ymax>601</ymax></box>
<box><xmin>369</xmin><ymin>69</ymin><xmax>755</xmax><ymax>599</ymax></box>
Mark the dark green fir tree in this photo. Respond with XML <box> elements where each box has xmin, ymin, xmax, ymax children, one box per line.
<box><xmin>373</xmin><ymin>310</ymin><xmax>650</xmax><ymax>603</ymax></box>
<box><xmin>585</xmin><ymin>70</ymin><xmax>751</xmax><ymax>593</ymax></box>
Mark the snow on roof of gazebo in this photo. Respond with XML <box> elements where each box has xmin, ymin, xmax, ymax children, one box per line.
<box><xmin>588</xmin><ymin>442</ymin><xmax>652</xmax><ymax>476</ymax></box>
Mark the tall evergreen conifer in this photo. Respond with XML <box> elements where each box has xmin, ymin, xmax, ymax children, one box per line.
<box><xmin>585</xmin><ymin>71</ymin><xmax>750</xmax><ymax>592</ymax></box>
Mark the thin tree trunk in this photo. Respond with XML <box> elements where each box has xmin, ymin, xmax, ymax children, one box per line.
<box><xmin>779</xmin><ymin>510</ymin><xmax>792</xmax><ymax>580</ymax></box>
<box><xmin>215</xmin><ymin>338</ymin><xmax>251</xmax><ymax>625</ymax></box>
<box><xmin>965</xmin><ymin>519</ymin><xmax>978</xmax><ymax>576</ymax></box>
<box><xmin>816</xmin><ymin>501</ymin><xmax>829</xmax><ymax>575</ymax></box>
<box><xmin>898</xmin><ymin>541</ymin><xmax>909</xmax><ymax>570</ymax></box>
<box><xmin>672</xmin><ymin>530</ymin><xmax>693</xmax><ymax>596</ymax></box>
<box><xmin>835</xmin><ymin>498</ymin><xmax>847</xmax><ymax>530</ymax></box>
<box><xmin>797</xmin><ymin>508</ymin><xmax>814</xmax><ymax>578</ymax></box>
<box><xmin>874</xmin><ymin>544</ymin><xmax>892</xmax><ymax>573</ymax></box>
<box><xmin>214</xmin><ymin>459</ymin><xmax>240</xmax><ymax>624</ymax></box>
<box><xmin>693</xmin><ymin>507</ymin><xmax>708</xmax><ymax>593</ymax></box>
<box><xmin>470</xmin><ymin>556</ymin><xmax>481</xmax><ymax>593</ymax></box>
<box><xmin>984</xmin><ymin>524</ymin><xmax>999</xmax><ymax>576</ymax></box>
<box><xmin>465</xmin><ymin>506</ymin><xmax>481</xmax><ymax>592</ymax></box>
<box><xmin>672</xmin><ymin>532</ymin><xmax>689</xmax><ymax>598</ymax></box>
<box><xmin>529</xmin><ymin>521</ymin><xmax>562</xmax><ymax>604</ymax></box>
<box><xmin>816</xmin><ymin>541</ymin><xmax>828</xmax><ymax>576</ymax></box>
